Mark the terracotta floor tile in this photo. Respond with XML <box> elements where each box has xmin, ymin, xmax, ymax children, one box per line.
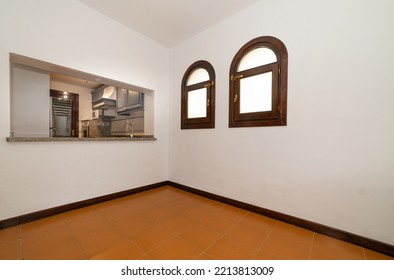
<box><xmin>102</xmin><ymin>201</ymin><xmax>156</xmax><ymax>223</ymax></box>
<box><xmin>255</xmin><ymin>233</ymin><xmax>311</xmax><ymax>260</ymax></box>
<box><xmin>225</xmin><ymin>222</ymin><xmax>269</xmax><ymax>249</ymax></box>
<box><xmin>22</xmin><ymin>223</ymin><xmax>84</xmax><ymax>260</ymax></box>
<box><xmin>22</xmin><ymin>225</ymin><xmax>76</xmax><ymax>257</ymax></box>
<box><xmin>185</xmin><ymin>198</ymin><xmax>213</xmax><ymax>209</ymax></box>
<box><xmin>364</xmin><ymin>248</ymin><xmax>394</xmax><ymax>260</ymax></box>
<box><xmin>196</xmin><ymin>253</ymin><xmax>214</xmax><ymax>260</ymax></box>
<box><xmin>142</xmin><ymin>190</ymin><xmax>178</xmax><ymax>205</ymax></box>
<box><xmin>215</xmin><ymin>205</ymin><xmax>249</xmax><ymax>221</ymax></box>
<box><xmin>310</xmin><ymin>250</ymin><xmax>345</xmax><ymax>260</ymax></box>
<box><xmin>142</xmin><ymin>207</ymin><xmax>179</xmax><ymax>224</ymax></box>
<box><xmin>150</xmin><ymin>236</ymin><xmax>202</xmax><ymax>260</ymax></box>
<box><xmin>101</xmin><ymin>206</ymin><xmax>141</xmax><ymax>223</ymax></box>
<box><xmin>60</xmin><ymin>207</ymin><xmax>99</xmax><ymax>223</ymax></box>
<box><xmin>201</xmin><ymin>212</ymin><xmax>238</xmax><ymax>234</ymax></box>
<box><xmin>107</xmin><ymin>195</ymin><xmax>145</xmax><ymax>207</ymax></box>
<box><xmin>206</xmin><ymin>235</ymin><xmax>258</xmax><ymax>260</ymax></box>
<box><xmin>0</xmin><ymin>186</ymin><xmax>391</xmax><ymax>260</ymax></box>
<box><xmin>239</xmin><ymin>213</ymin><xmax>277</xmax><ymax>232</ymax></box>
<box><xmin>163</xmin><ymin>199</ymin><xmax>196</xmax><ymax>212</ymax></box>
<box><xmin>24</xmin><ymin>238</ymin><xmax>87</xmax><ymax>260</ymax></box>
<box><xmin>138</xmin><ymin>253</ymin><xmax>153</xmax><ymax>260</ymax></box>
<box><xmin>111</xmin><ymin>215</ymin><xmax>154</xmax><ymax>237</ymax></box>
<box><xmin>153</xmin><ymin>215</ymin><xmax>195</xmax><ymax>235</ymax></box>
<box><xmin>21</xmin><ymin>216</ymin><xmax>66</xmax><ymax>237</ymax></box>
<box><xmin>67</xmin><ymin>215</ymin><xmax>110</xmax><ymax>235</ymax></box>
<box><xmin>102</xmin><ymin>198</ymin><xmax>155</xmax><ymax>216</ymax></box>
<box><xmin>129</xmin><ymin>225</ymin><xmax>176</xmax><ymax>252</ymax></box>
<box><xmin>269</xmin><ymin>222</ymin><xmax>314</xmax><ymax>246</ymax></box>
<box><xmin>311</xmin><ymin>234</ymin><xmax>365</xmax><ymax>260</ymax></box>
<box><xmin>0</xmin><ymin>226</ymin><xmax>21</xmax><ymax>244</ymax></box>
<box><xmin>72</xmin><ymin>227</ymin><xmax>126</xmax><ymax>257</ymax></box>
<box><xmin>197</xmin><ymin>199</ymin><xmax>225</xmax><ymax>213</ymax></box>
<box><xmin>0</xmin><ymin>240</ymin><xmax>22</xmax><ymax>260</ymax></box>
<box><xmin>181</xmin><ymin>207</ymin><xmax>211</xmax><ymax>223</ymax></box>
<box><xmin>90</xmin><ymin>240</ymin><xmax>145</xmax><ymax>260</ymax></box>
<box><xmin>179</xmin><ymin>223</ymin><xmax>222</xmax><ymax>250</ymax></box>
<box><xmin>91</xmin><ymin>199</ymin><xmax>130</xmax><ymax>214</ymax></box>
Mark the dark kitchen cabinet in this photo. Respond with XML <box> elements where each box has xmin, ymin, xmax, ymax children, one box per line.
<box><xmin>116</xmin><ymin>88</ymin><xmax>144</xmax><ymax>114</ymax></box>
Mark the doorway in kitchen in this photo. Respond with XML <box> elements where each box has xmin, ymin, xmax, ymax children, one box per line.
<box><xmin>50</xmin><ymin>89</ymin><xmax>79</xmax><ymax>137</ymax></box>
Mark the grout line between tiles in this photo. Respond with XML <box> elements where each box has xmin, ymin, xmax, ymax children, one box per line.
<box><xmin>203</xmin><ymin>251</ymin><xmax>216</xmax><ymax>260</ymax></box>
<box><xmin>64</xmin><ymin>215</ymin><xmax>92</xmax><ymax>259</ymax></box>
<box><xmin>174</xmin><ymin>234</ymin><xmax>207</xmax><ymax>260</ymax></box>
<box><xmin>130</xmin><ymin>228</ymin><xmax>173</xmax><ymax>255</ymax></box>
<box><xmin>127</xmin><ymin>237</ymin><xmax>149</xmax><ymax>258</ymax></box>
<box><xmin>251</xmin><ymin>219</ymin><xmax>279</xmax><ymax>260</ymax></box>
<box><xmin>195</xmin><ymin>251</ymin><xmax>206</xmax><ymax>260</ymax></box>
<box><xmin>199</xmin><ymin>211</ymin><xmax>264</xmax><ymax>259</ymax></box>
<box><xmin>199</xmin><ymin>221</ymin><xmax>238</xmax><ymax>257</ymax></box>
<box><xmin>361</xmin><ymin>247</ymin><xmax>367</xmax><ymax>260</ymax></box>
<box><xmin>309</xmin><ymin>232</ymin><xmax>315</xmax><ymax>260</ymax></box>
<box><xmin>18</xmin><ymin>225</ymin><xmax>25</xmax><ymax>260</ymax></box>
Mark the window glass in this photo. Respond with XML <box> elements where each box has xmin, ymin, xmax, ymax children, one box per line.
<box><xmin>240</xmin><ymin>72</ymin><xmax>272</xmax><ymax>113</ymax></box>
<box><xmin>237</xmin><ymin>47</ymin><xmax>277</xmax><ymax>71</ymax></box>
<box><xmin>187</xmin><ymin>88</ymin><xmax>207</xmax><ymax>118</ymax></box>
<box><xmin>186</xmin><ymin>68</ymin><xmax>210</xmax><ymax>86</ymax></box>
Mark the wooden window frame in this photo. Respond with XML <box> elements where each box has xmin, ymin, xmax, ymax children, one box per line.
<box><xmin>229</xmin><ymin>36</ymin><xmax>288</xmax><ymax>127</ymax></box>
<box><xmin>181</xmin><ymin>60</ymin><xmax>215</xmax><ymax>129</ymax></box>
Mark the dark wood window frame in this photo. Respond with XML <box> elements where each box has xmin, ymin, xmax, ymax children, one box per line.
<box><xmin>181</xmin><ymin>60</ymin><xmax>216</xmax><ymax>129</ymax></box>
<box><xmin>229</xmin><ymin>36</ymin><xmax>288</xmax><ymax>127</ymax></box>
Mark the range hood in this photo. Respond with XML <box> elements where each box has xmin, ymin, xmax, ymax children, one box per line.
<box><xmin>91</xmin><ymin>86</ymin><xmax>116</xmax><ymax>109</ymax></box>
<box><xmin>92</xmin><ymin>98</ymin><xmax>116</xmax><ymax>109</ymax></box>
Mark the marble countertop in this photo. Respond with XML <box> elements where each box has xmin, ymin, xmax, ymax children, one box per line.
<box><xmin>6</xmin><ymin>135</ymin><xmax>156</xmax><ymax>142</ymax></box>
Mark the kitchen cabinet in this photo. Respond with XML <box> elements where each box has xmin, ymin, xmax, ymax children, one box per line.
<box><xmin>116</xmin><ymin>88</ymin><xmax>144</xmax><ymax>114</ymax></box>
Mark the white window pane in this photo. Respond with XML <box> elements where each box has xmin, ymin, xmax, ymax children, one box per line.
<box><xmin>237</xmin><ymin>47</ymin><xmax>277</xmax><ymax>71</ymax></box>
<box><xmin>240</xmin><ymin>72</ymin><xmax>272</xmax><ymax>114</ymax></box>
<box><xmin>186</xmin><ymin>68</ymin><xmax>209</xmax><ymax>86</ymax></box>
<box><xmin>188</xmin><ymin>88</ymin><xmax>207</xmax><ymax>118</ymax></box>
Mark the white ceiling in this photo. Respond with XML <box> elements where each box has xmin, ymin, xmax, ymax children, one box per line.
<box><xmin>78</xmin><ymin>0</ymin><xmax>261</xmax><ymax>47</ymax></box>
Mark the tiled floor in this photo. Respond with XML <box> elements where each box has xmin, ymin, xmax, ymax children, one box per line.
<box><xmin>0</xmin><ymin>186</ymin><xmax>392</xmax><ymax>260</ymax></box>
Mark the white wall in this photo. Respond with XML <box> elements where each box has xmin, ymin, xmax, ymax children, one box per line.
<box><xmin>0</xmin><ymin>0</ymin><xmax>169</xmax><ymax>219</ymax></box>
<box><xmin>169</xmin><ymin>0</ymin><xmax>394</xmax><ymax>245</ymax></box>
<box><xmin>11</xmin><ymin>66</ymin><xmax>50</xmax><ymax>137</ymax></box>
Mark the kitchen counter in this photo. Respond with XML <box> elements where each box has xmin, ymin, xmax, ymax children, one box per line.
<box><xmin>6</xmin><ymin>135</ymin><xmax>156</xmax><ymax>142</ymax></box>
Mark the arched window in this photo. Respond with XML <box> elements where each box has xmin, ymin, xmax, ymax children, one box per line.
<box><xmin>181</xmin><ymin>60</ymin><xmax>215</xmax><ymax>129</ymax></box>
<box><xmin>229</xmin><ymin>36</ymin><xmax>288</xmax><ymax>127</ymax></box>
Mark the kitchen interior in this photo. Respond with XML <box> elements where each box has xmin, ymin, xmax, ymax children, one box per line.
<box><xmin>52</xmin><ymin>75</ymin><xmax>145</xmax><ymax>138</ymax></box>
<box><xmin>80</xmin><ymin>83</ymin><xmax>144</xmax><ymax>138</ymax></box>
<box><xmin>9</xmin><ymin>54</ymin><xmax>153</xmax><ymax>140</ymax></box>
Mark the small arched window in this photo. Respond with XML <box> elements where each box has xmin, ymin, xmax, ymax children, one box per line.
<box><xmin>181</xmin><ymin>60</ymin><xmax>215</xmax><ymax>129</ymax></box>
<box><xmin>229</xmin><ymin>36</ymin><xmax>288</xmax><ymax>127</ymax></box>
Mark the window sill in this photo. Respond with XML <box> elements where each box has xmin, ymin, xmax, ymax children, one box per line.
<box><xmin>6</xmin><ymin>136</ymin><xmax>156</xmax><ymax>142</ymax></box>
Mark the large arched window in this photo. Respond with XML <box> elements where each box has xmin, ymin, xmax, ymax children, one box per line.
<box><xmin>181</xmin><ymin>60</ymin><xmax>215</xmax><ymax>129</ymax></box>
<box><xmin>229</xmin><ymin>36</ymin><xmax>288</xmax><ymax>127</ymax></box>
